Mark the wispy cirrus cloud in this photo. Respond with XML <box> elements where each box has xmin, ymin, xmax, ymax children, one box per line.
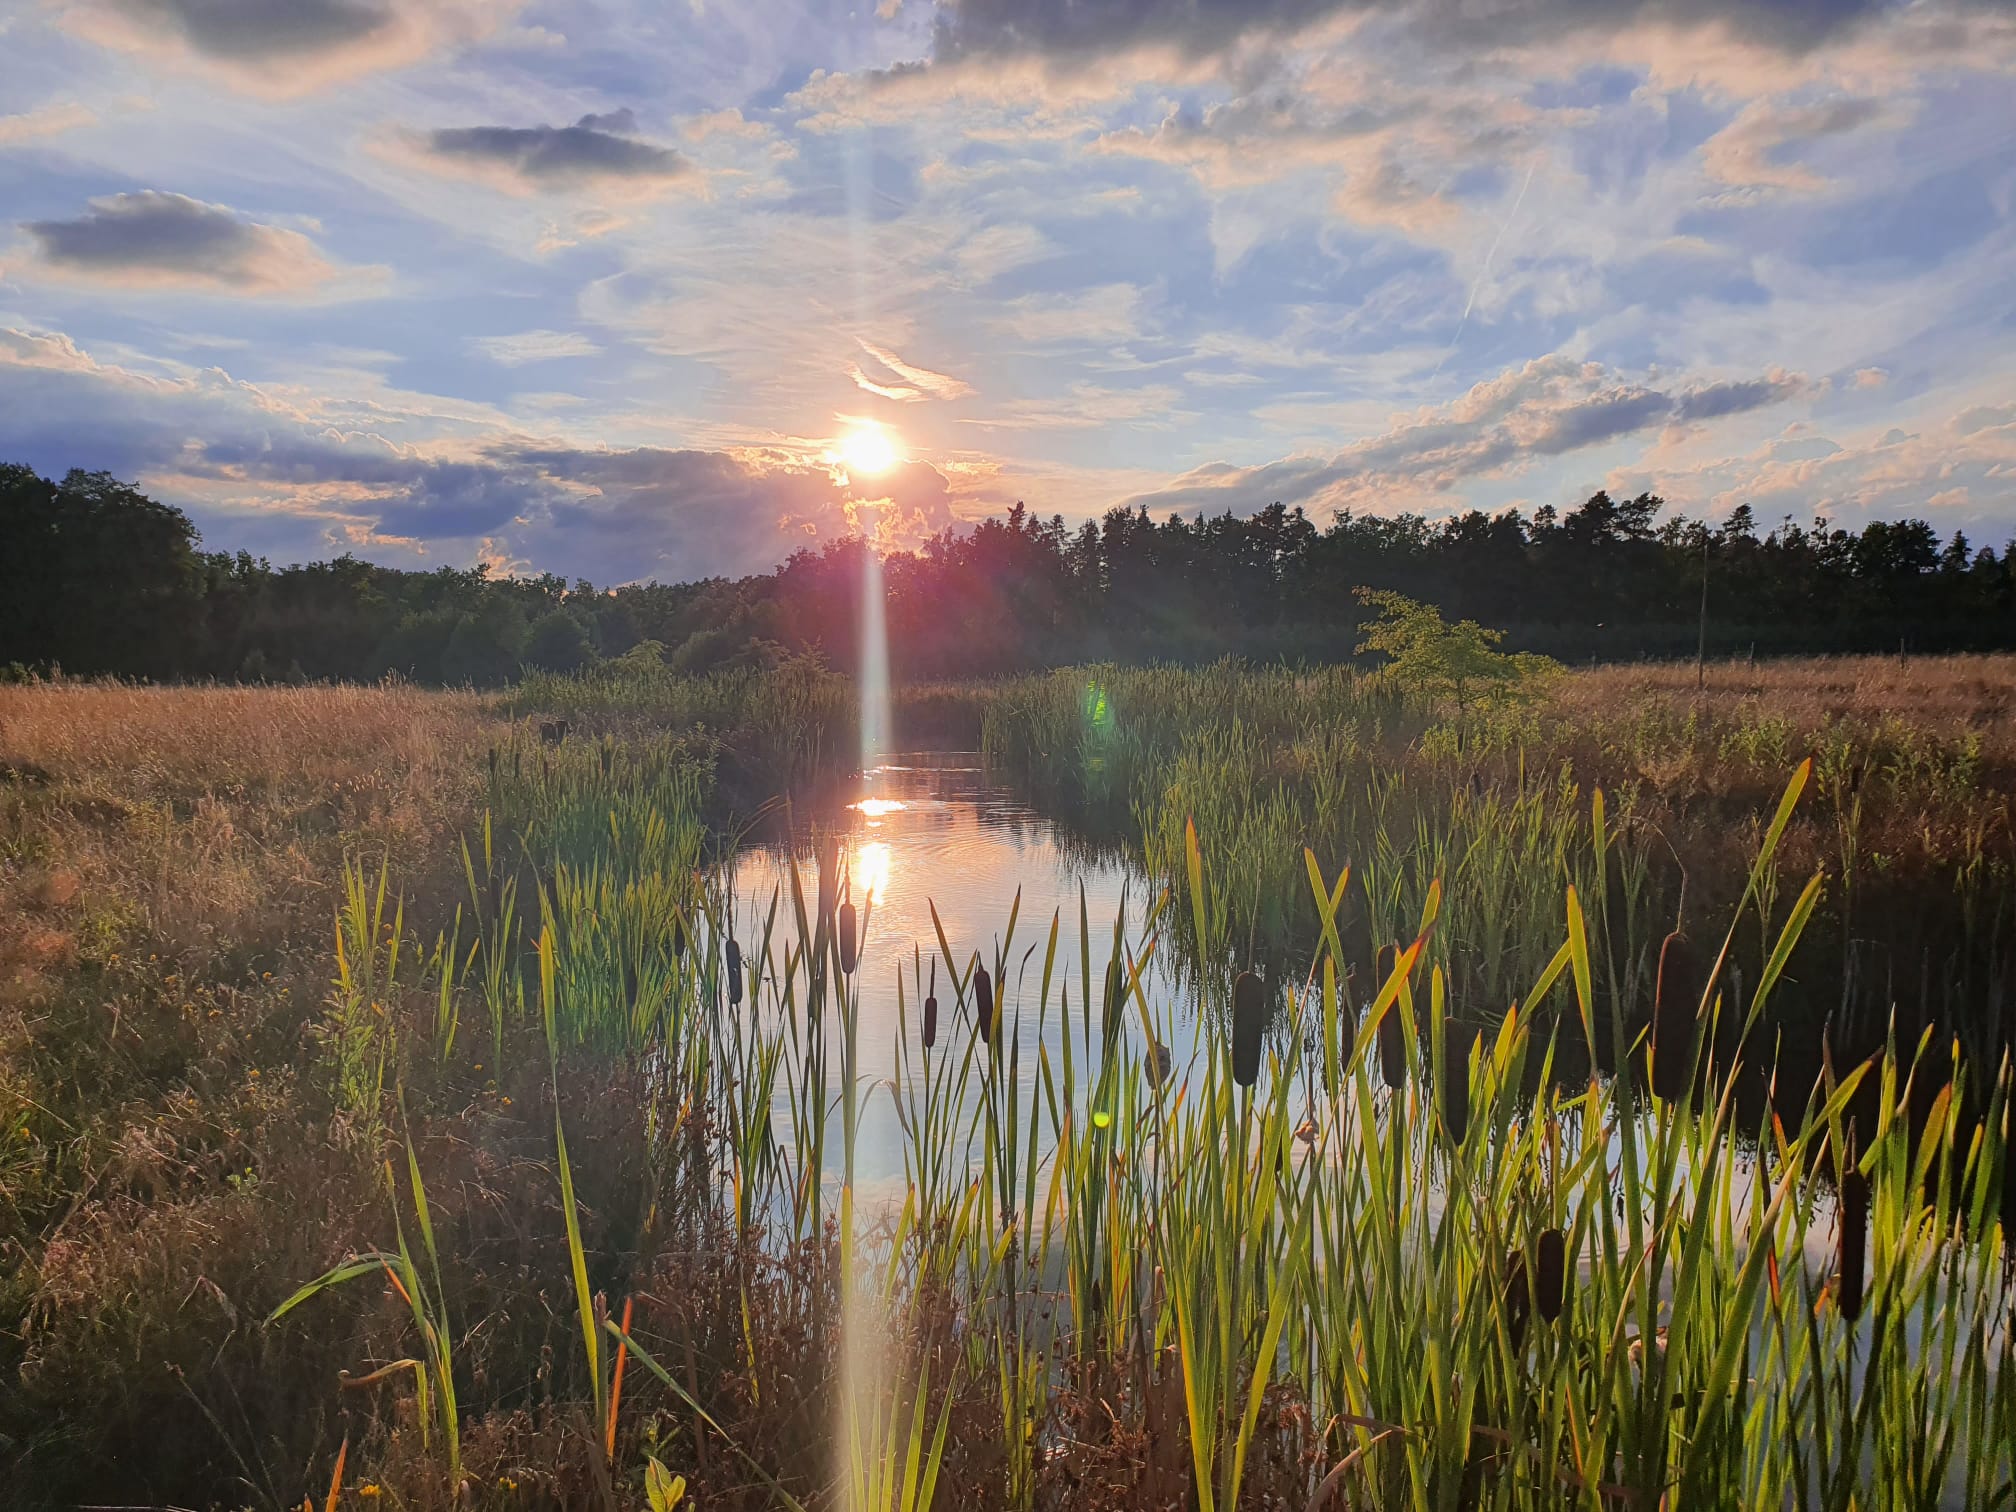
<box><xmin>0</xmin><ymin>101</ymin><xmax>96</xmax><ymax>146</ymax></box>
<box><xmin>471</xmin><ymin>329</ymin><xmax>603</xmax><ymax>365</ymax></box>
<box><xmin>849</xmin><ymin>340</ymin><xmax>973</xmax><ymax>402</ymax></box>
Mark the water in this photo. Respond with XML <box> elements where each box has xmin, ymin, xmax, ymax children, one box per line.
<box><xmin>728</xmin><ymin>752</ymin><xmax>1201</xmax><ymax>1195</ymax></box>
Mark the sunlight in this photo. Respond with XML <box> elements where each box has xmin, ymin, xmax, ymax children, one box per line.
<box><xmin>839</xmin><ymin>422</ymin><xmax>899</xmax><ymax>477</ymax></box>
<box><xmin>849</xmin><ymin>797</ymin><xmax>908</xmax><ymax>818</ymax></box>
<box><xmin>851</xmin><ymin>839</ymin><xmax>892</xmax><ymax>905</ymax></box>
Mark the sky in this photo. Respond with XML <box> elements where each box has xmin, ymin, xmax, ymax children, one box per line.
<box><xmin>3</xmin><ymin>0</ymin><xmax>2014</xmax><ymax>585</ymax></box>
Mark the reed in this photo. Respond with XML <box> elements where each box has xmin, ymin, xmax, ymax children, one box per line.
<box><xmin>256</xmin><ymin>750</ymin><xmax>2013</xmax><ymax>1510</ymax></box>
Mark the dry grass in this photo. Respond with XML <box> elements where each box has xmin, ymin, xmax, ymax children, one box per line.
<box><xmin>1562</xmin><ymin>652</ymin><xmax>2016</xmax><ymax>747</ymax></box>
<box><xmin>0</xmin><ymin>682</ymin><xmax>504</xmax><ymax>986</ymax></box>
<box><xmin>0</xmin><ymin>682</ymin><xmax>515</xmax><ymax>1506</ymax></box>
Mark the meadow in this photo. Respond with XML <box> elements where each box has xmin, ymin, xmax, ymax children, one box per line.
<box><xmin>1</xmin><ymin>656</ymin><xmax>2012</xmax><ymax>1510</ymax></box>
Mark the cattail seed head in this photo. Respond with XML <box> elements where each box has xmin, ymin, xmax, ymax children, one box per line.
<box><xmin>1651</xmin><ymin>930</ymin><xmax>1697</xmax><ymax>1102</ymax></box>
<box><xmin>923</xmin><ymin>993</ymin><xmax>938</xmax><ymax>1048</ymax></box>
<box><xmin>838</xmin><ymin>901</ymin><xmax>858</xmax><ymax>975</ymax></box>
<box><xmin>671</xmin><ymin>915</ymin><xmax>687</xmax><ymax>959</ymax></box>
<box><xmin>1837</xmin><ymin>1122</ymin><xmax>1869</xmax><ymax>1322</ymax></box>
<box><xmin>816</xmin><ymin>844</ymin><xmax>839</xmax><ymax>931</ymax></box>
<box><xmin>1535</xmin><ymin>1228</ymin><xmax>1565</xmax><ymax>1322</ymax></box>
<box><xmin>1376</xmin><ymin>943</ymin><xmax>1406</xmax><ymax>1089</ymax></box>
<box><xmin>725</xmin><ymin>939</ymin><xmax>743</xmax><ymax>1007</ymax></box>
<box><xmin>1441</xmin><ymin>1020</ymin><xmax>1474</xmax><ymax>1143</ymax></box>
<box><xmin>1503</xmin><ymin>1247</ymin><xmax>1530</xmax><ymax>1349</ymax></box>
<box><xmin>1231</xmin><ymin>970</ymin><xmax>1264</xmax><ymax>1088</ymax></box>
<box><xmin>1147</xmin><ymin>1037</ymin><xmax>1172</xmax><ymax>1087</ymax></box>
<box><xmin>974</xmin><ymin>965</ymin><xmax>995</xmax><ymax>1044</ymax></box>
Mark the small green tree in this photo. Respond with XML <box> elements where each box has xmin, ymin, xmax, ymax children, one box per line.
<box><xmin>1354</xmin><ymin>587</ymin><xmax>1555</xmax><ymax>719</ymax></box>
<box><xmin>524</xmin><ymin>609</ymin><xmax>596</xmax><ymax>674</ymax></box>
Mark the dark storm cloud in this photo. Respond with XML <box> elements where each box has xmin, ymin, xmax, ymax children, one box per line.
<box><xmin>416</xmin><ymin>110</ymin><xmax>690</xmax><ymax>191</ymax></box>
<box><xmin>22</xmin><ymin>191</ymin><xmax>335</xmax><ymax>292</ymax></box>
<box><xmin>109</xmin><ymin>0</ymin><xmax>395</xmax><ymax>60</ymax></box>
<box><xmin>923</xmin><ymin>0</ymin><xmax>1997</xmax><ymax>66</ymax></box>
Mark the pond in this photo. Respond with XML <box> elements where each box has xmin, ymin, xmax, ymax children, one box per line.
<box><xmin>729</xmin><ymin>750</ymin><xmax>1211</xmax><ymax>1196</ymax></box>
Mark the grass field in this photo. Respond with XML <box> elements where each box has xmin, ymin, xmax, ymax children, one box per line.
<box><xmin>2</xmin><ymin>660</ymin><xmax>2011</xmax><ymax>1510</ymax></box>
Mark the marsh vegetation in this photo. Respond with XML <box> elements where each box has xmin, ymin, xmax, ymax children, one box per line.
<box><xmin>2</xmin><ymin>653</ymin><xmax>2012</xmax><ymax>1509</ymax></box>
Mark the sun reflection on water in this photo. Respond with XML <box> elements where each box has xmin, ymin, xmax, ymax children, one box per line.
<box><xmin>850</xmin><ymin>797</ymin><xmax>909</xmax><ymax>818</ymax></box>
<box><xmin>851</xmin><ymin>839</ymin><xmax>892</xmax><ymax>905</ymax></box>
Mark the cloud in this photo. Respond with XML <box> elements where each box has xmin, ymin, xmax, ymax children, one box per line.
<box><xmin>920</xmin><ymin>0</ymin><xmax>1999</xmax><ymax>71</ymax></box>
<box><xmin>993</xmin><ymin>283</ymin><xmax>1150</xmax><ymax>346</ymax></box>
<box><xmin>59</xmin><ymin>0</ymin><xmax>521</xmax><ymax>96</ymax></box>
<box><xmin>1699</xmin><ymin>94</ymin><xmax>1896</xmax><ymax>198</ymax></box>
<box><xmin>963</xmin><ymin>381</ymin><xmax>1188</xmax><ymax>430</ymax></box>
<box><xmin>1120</xmin><ymin>355</ymin><xmax>1812</xmax><ymax>515</ymax></box>
<box><xmin>20</xmin><ymin>191</ymin><xmax>346</xmax><ymax>295</ymax></box>
<box><xmin>402</xmin><ymin>109</ymin><xmax>693</xmax><ymax>195</ymax></box>
<box><xmin>1606</xmin><ymin>395</ymin><xmax>2016</xmax><ymax>534</ymax></box>
<box><xmin>851</xmin><ymin>340</ymin><xmax>973</xmax><ymax>402</ymax></box>
<box><xmin>471</xmin><ymin>329</ymin><xmax>603</xmax><ymax>365</ymax></box>
<box><xmin>0</xmin><ymin>322</ymin><xmax>960</xmax><ymax>580</ymax></box>
<box><xmin>0</xmin><ymin>101</ymin><xmax>96</xmax><ymax>146</ymax></box>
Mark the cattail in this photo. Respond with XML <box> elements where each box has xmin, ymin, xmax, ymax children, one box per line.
<box><xmin>725</xmin><ymin>938</ymin><xmax>743</xmax><ymax>1007</ymax></box>
<box><xmin>923</xmin><ymin>992</ymin><xmax>938</xmax><ymax>1047</ymax></box>
<box><xmin>816</xmin><ymin>844</ymin><xmax>838</xmax><ymax>932</ymax></box>
<box><xmin>1376</xmin><ymin>943</ymin><xmax>1406</xmax><ymax>1089</ymax></box>
<box><xmin>487</xmin><ymin>746</ymin><xmax>498</xmax><ymax>779</ymax></box>
<box><xmin>1650</xmin><ymin>930</ymin><xmax>1697</xmax><ymax>1102</ymax></box>
<box><xmin>1147</xmin><ymin>1037</ymin><xmax>1173</xmax><ymax>1087</ymax></box>
<box><xmin>1535</xmin><ymin>1227</ymin><xmax>1566</xmax><ymax>1323</ymax></box>
<box><xmin>838</xmin><ymin>901</ymin><xmax>858</xmax><ymax>975</ymax></box>
<box><xmin>974</xmin><ymin>965</ymin><xmax>995</xmax><ymax>1044</ymax></box>
<box><xmin>1102</xmin><ymin>957</ymin><xmax>1125</xmax><ymax>1056</ymax></box>
<box><xmin>1836</xmin><ymin>1121</ymin><xmax>1869</xmax><ymax>1322</ymax></box>
<box><xmin>671</xmin><ymin>914</ymin><xmax>687</xmax><ymax>959</ymax></box>
<box><xmin>1502</xmin><ymin>1247</ymin><xmax>1530</xmax><ymax>1348</ymax></box>
<box><xmin>1441</xmin><ymin>1020</ymin><xmax>1474</xmax><ymax>1143</ymax></box>
<box><xmin>1335</xmin><ymin>970</ymin><xmax>1357</xmax><ymax>1069</ymax></box>
<box><xmin>1231</xmin><ymin>970</ymin><xmax>1264</xmax><ymax>1088</ymax></box>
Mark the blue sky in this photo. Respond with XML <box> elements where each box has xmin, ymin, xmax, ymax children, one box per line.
<box><xmin>3</xmin><ymin>0</ymin><xmax>2013</xmax><ymax>583</ymax></box>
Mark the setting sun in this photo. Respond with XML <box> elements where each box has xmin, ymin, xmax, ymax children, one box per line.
<box><xmin>839</xmin><ymin>423</ymin><xmax>899</xmax><ymax>477</ymax></box>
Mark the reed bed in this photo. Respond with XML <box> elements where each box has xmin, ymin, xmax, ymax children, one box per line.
<box><xmin>254</xmin><ymin>749</ymin><xmax>2012</xmax><ymax>1510</ymax></box>
<box><xmin>979</xmin><ymin>658</ymin><xmax>2016</xmax><ymax>1069</ymax></box>
<box><xmin>6</xmin><ymin>669</ymin><xmax>2014</xmax><ymax>1509</ymax></box>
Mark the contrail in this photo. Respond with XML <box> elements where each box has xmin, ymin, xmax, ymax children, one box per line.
<box><xmin>1431</xmin><ymin>155</ymin><xmax>1537</xmax><ymax>380</ymax></box>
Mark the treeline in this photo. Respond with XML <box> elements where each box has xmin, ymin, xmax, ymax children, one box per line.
<box><xmin>5</xmin><ymin>461</ymin><xmax>2014</xmax><ymax>684</ymax></box>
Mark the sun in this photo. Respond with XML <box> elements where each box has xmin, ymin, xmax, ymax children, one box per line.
<box><xmin>839</xmin><ymin>422</ymin><xmax>900</xmax><ymax>477</ymax></box>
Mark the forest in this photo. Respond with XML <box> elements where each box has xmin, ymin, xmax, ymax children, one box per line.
<box><xmin>4</xmin><ymin>459</ymin><xmax>2013</xmax><ymax>684</ymax></box>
